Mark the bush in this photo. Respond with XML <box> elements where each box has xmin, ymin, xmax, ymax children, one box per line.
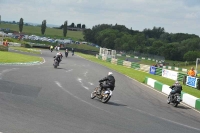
<box><xmin>24</xmin><ymin>43</ymin><xmax>32</xmax><ymax>48</ymax></box>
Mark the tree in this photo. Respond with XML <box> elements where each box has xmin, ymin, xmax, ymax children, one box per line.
<box><xmin>63</xmin><ymin>21</ymin><xmax>68</xmax><ymax>37</ymax></box>
<box><xmin>183</xmin><ymin>51</ymin><xmax>200</xmax><ymax>61</ymax></box>
<box><xmin>70</xmin><ymin>23</ymin><xmax>75</xmax><ymax>28</ymax></box>
<box><xmin>82</xmin><ymin>24</ymin><xmax>86</xmax><ymax>29</ymax></box>
<box><xmin>41</xmin><ymin>20</ymin><xmax>46</xmax><ymax>35</ymax></box>
<box><xmin>19</xmin><ymin>18</ymin><xmax>24</xmax><ymax>33</ymax></box>
<box><xmin>77</xmin><ymin>23</ymin><xmax>81</xmax><ymax>28</ymax></box>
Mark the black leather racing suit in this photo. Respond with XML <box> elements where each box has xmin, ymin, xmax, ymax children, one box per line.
<box><xmin>98</xmin><ymin>75</ymin><xmax>115</xmax><ymax>93</ymax></box>
<box><xmin>54</xmin><ymin>55</ymin><xmax>62</xmax><ymax>65</ymax></box>
<box><xmin>169</xmin><ymin>85</ymin><xmax>182</xmax><ymax>101</ymax></box>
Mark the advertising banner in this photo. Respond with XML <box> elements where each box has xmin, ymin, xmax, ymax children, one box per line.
<box><xmin>186</xmin><ymin>76</ymin><xmax>198</xmax><ymax>88</ymax></box>
<box><xmin>162</xmin><ymin>69</ymin><xmax>178</xmax><ymax>80</ymax></box>
<box><xmin>149</xmin><ymin>66</ymin><xmax>156</xmax><ymax>75</ymax></box>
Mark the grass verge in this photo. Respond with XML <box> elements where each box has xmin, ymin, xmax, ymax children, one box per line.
<box><xmin>0</xmin><ymin>51</ymin><xmax>43</xmax><ymax>63</ymax></box>
<box><xmin>77</xmin><ymin>53</ymin><xmax>200</xmax><ymax>98</ymax></box>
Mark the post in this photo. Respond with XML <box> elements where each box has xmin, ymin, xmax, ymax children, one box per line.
<box><xmin>195</xmin><ymin>58</ymin><xmax>199</xmax><ymax>76</ymax></box>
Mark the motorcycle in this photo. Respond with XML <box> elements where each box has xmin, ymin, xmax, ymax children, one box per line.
<box><xmin>90</xmin><ymin>82</ymin><xmax>112</xmax><ymax>103</ymax></box>
<box><xmin>167</xmin><ymin>93</ymin><xmax>182</xmax><ymax>107</ymax></box>
<box><xmin>65</xmin><ymin>52</ymin><xmax>68</xmax><ymax>57</ymax></box>
<box><xmin>53</xmin><ymin>56</ymin><xmax>59</xmax><ymax>68</ymax></box>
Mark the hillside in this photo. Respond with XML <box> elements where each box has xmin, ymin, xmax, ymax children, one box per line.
<box><xmin>0</xmin><ymin>23</ymin><xmax>84</xmax><ymax>41</ymax></box>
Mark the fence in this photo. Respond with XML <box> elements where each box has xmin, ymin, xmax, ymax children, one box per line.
<box><xmin>96</xmin><ymin>54</ymin><xmax>199</xmax><ymax>90</ymax></box>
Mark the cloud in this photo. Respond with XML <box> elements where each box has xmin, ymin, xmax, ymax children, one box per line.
<box><xmin>0</xmin><ymin>0</ymin><xmax>200</xmax><ymax>36</ymax></box>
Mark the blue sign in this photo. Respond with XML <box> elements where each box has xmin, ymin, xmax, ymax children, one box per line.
<box><xmin>186</xmin><ymin>76</ymin><xmax>197</xmax><ymax>88</ymax></box>
<box><xmin>149</xmin><ymin>66</ymin><xmax>156</xmax><ymax>75</ymax></box>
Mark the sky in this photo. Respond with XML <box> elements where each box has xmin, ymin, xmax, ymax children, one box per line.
<box><xmin>0</xmin><ymin>0</ymin><xmax>200</xmax><ymax>36</ymax></box>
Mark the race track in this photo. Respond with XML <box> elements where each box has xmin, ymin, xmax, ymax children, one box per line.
<box><xmin>0</xmin><ymin>49</ymin><xmax>199</xmax><ymax>133</ymax></box>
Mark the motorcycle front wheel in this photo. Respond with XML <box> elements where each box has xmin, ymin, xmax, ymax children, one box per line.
<box><xmin>173</xmin><ymin>102</ymin><xmax>178</xmax><ymax>107</ymax></box>
<box><xmin>101</xmin><ymin>94</ymin><xmax>111</xmax><ymax>103</ymax></box>
<box><xmin>91</xmin><ymin>91</ymin><xmax>96</xmax><ymax>99</ymax></box>
<box><xmin>167</xmin><ymin>96</ymin><xmax>170</xmax><ymax>104</ymax></box>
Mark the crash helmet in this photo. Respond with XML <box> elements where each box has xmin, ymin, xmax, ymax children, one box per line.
<box><xmin>174</xmin><ymin>81</ymin><xmax>180</xmax><ymax>86</ymax></box>
<box><xmin>108</xmin><ymin>72</ymin><xmax>113</xmax><ymax>76</ymax></box>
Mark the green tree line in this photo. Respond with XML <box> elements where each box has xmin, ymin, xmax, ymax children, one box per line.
<box><xmin>83</xmin><ymin>24</ymin><xmax>200</xmax><ymax>61</ymax></box>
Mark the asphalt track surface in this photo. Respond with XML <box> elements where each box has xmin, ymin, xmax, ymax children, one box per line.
<box><xmin>0</xmin><ymin>49</ymin><xmax>200</xmax><ymax>133</ymax></box>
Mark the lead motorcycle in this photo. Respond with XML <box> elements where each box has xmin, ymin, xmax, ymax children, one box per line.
<box><xmin>53</xmin><ymin>56</ymin><xmax>59</xmax><ymax>68</ymax></box>
<box><xmin>167</xmin><ymin>88</ymin><xmax>182</xmax><ymax>107</ymax></box>
<box><xmin>91</xmin><ymin>82</ymin><xmax>112</xmax><ymax>103</ymax></box>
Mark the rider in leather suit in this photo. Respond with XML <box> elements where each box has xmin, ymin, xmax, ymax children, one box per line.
<box><xmin>98</xmin><ymin>72</ymin><xmax>115</xmax><ymax>94</ymax></box>
<box><xmin>169</xmin><ymin>81</ymin><xmax>182</xmax><ymax>101</ymax></box>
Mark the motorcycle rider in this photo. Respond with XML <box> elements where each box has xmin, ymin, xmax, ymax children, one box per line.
<box><xmin>168</xmin><ymin>81</ymin><xmax>182</xmax><ymax>102</ymax></box>
<box><xmin>97</xmin><ymin>72</ymin><xmax>115</xmax><ymax>94</ymax></box>
<box><xmin>65</xmin><ymin>49</ymin><xmax>68</xmax><ymax>57</ymax></box>
<box><xmin>72</xmin><ymin>48</ymin><xmax>74</xmax><ymax>56</ymax></box>
<box><xmin>54</xmin><ymin>52</ymin><xmax>62</xmax><ymax>66</ymax></box>
<box><xmin>50</xmin><ymin>45</ymin><xmax>54</xmax><ymax>52</ymax></box>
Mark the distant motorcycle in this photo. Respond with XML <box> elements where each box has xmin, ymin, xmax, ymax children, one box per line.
<box><xmin>167</xmin><ymin>92</ymin><xmax>182</xmax><ymax>107</ymax></box>
<box><xmin>53</xmin><ymin>56</ymin><xmax>59</xmax><ymax>68</ymax></box>
<box><xmin>90</xmin><ymin>82</ymin><xmax>112</xmax><ymax>103</ymax></box>
<box><xmin>65</xmin><ymin>52</ymin><xmax>68</xmax><ymax>57</ymax></box>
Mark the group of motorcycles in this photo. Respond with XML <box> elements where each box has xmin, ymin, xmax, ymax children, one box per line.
<box><xmin>90</xmin><ymin>84</ymin><xmax>182</xmax><ymax>105</ymax></box>
<box><xmin>53</xmin><ymin>49</ymin><xmax>74</xmax><ymax>68</ymax></box>
<box><xmin>51</xmin><ymin>48</ymin><xmax>183</xmax><ymax>105</ymax></box>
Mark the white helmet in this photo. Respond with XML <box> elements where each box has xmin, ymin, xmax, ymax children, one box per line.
<box><xmin>174</xmin><ymin>81</ymin><xmax>180</xmax><ymax>86</ymax></box>
<box><xmin>108</xmin><ymin>72</ymin><xmax>113</xmax><ymax>76</ymax></box>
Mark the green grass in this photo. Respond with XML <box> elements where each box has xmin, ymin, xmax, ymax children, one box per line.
<box><xmin>77</xmin><ymin>53</ymin><xmax>200</xmax><ymax>98</ymax></box>
<box><xmin>0</xmin><ymin>51</ymin><xmax>43</xmax><ymax>63</ymax></box>
<box><xmin>0</xmin><ymin>23</ymin><xmax>84</xmax><ymax>41</ymax></box>
<box><xmin>9</xmin><ymin>46</ymin><xmax>41</xmax><ymax>54</ymax></box>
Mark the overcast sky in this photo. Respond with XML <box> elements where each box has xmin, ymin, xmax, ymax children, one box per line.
<box><xmin>0</xmin><ymin>0</ymin><xmax>200</xmax><ymax>36</ymax></box>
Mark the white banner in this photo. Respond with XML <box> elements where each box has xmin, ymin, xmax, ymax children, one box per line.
<box><xmin>162</xmin><ymin>69</ymin><xmax>178</xmax><ymax>81</ymax></box>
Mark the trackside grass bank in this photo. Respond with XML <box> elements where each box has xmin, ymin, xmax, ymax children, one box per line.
<box><xmin>76</xmin><ymin>53</ymin><xmax>200</xmax><ymax>98</ymax></box>
<box><xmin>0</xmin><ymin>51</ymin><xmax>43</xmax><ymax>63</ymax></box>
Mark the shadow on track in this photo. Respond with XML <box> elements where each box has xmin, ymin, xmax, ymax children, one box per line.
<box><xmin>107</xmin><ymin>101</ymin><xmax>127</xmax><ymax>107</ymax></box>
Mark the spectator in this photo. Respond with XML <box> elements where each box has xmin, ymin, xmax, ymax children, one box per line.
<box><xmin>188</xmin><ymin>67</ymin><xmax>196</xmax><ymax>77</ymax></box>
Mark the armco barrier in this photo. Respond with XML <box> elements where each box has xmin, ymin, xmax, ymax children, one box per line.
<box><xmin>98</xmin><ymin>55</ymin><xmax>102</xmax><ymax>60</ymax></box>
<box><xmin>140</xmin><ymin>64</ymin><xmax>150</xmax><ymax>73</ymax></box>
<box><xmin>102</xmin><ymin>56</ymin><xmax>107</xmax><ymax>61</ymax></box>
<box><xmin>131</xmin><ymin>62</ymin><xmax>140</xmax><ymax>70</ymax></box>
<box><xmin>123</xmin><ymin>61</ymin><xmax>131</xmax><ymax>68</ymax></box>
<box><xmin>177</xmin><ymin>73</ymin><xmax>187</xmax><ymax>82</ymax></box>
<box><xmin>106</xmin><ymin>58</ymin><xmax>111</xmax><ymax>62</ymax></box>
<box><xmin>111</xmin><ymin>58</ymin><xmax>118</xmax><ymax>65</ymax></box>
<box><xmin>155</xmin><ymin>67</ymin><xmax>162</xmax><ymax>76</ymax></box>
<box><xmin>117</xmin><ymin>59</ymin><xmax>123</xmax><ymax>66</ymax></box>
<box><xmin>145</xmin><ymin>77</ymin><xmax>200</xmax><ymax>111</ymax></box>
